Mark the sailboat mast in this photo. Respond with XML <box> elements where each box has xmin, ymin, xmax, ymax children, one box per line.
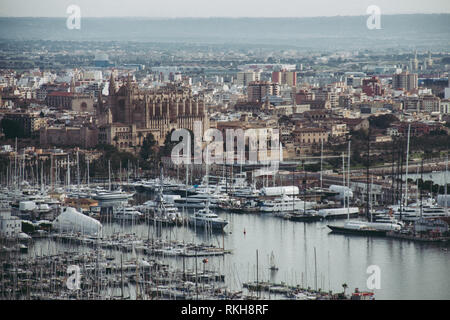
<box><xmin>292</xmin><ymin>165</ymin><xmax>294</xmax><ymax>213</ymax></box>
<box><xmin>320</xmin><ymin>138</ymin><xmax>323</xmax><ymax>189</ymax></box>
<box><xmin>77</xmin><ymin>150</ymin><xmax>80</xmax><ymax>189</ymax></box>
<box><xmin>87</xmin><ymin>158</ymin><xmax>90</xmax><ymax>188</ymax></box>
<box><xmin>314</xmin><ymin>247</ymin><xmax>318</xmax><ymax>291</ymax></box>
<box><xmin>108</xmin><ymin>160</ymin><xmax>111</xmax><ymax>191</ymax></box>
<box><xmin>304</xmin><ymin>160</ymin><xmax>307</xmax><ymax>214</ymax></box>
<box><xmin>256</xmin><ymin>249</ymin><xmax>259</xmax><ymax>299</ymax></box>
<box><xmin>404</xmin><ymin>124</ymin><xmax>411</xmax><ymax>207</ymax></box>
<box><xmin>342</xmin><ymin>152</ymin><xmax>345</xmax><ymax>209</ymax></box>
<box><xmin>445</xmin><ymin>154</ymin><xmax>448</xmax><ymax>216</ymax></box>
<box><xmin>14</xmin><ymin>137</ymin><xmax>17</xmax><ymax>191</ymax></box>
<box><xmin>347</xmin><ymin>140</ymin><xmax>351</xmax><ymax>219</ymax></box>
<box><xmin>420</xmin><ymin>159</ymin><xmax>424</xmax><ymax>218</ymax></box>
<box><xmin>366</xmin><ymin>128</ymin><xmax>371</xmax><ymax>221</ymax></box>
<box><xmin>67</xmin><ymin>154</ymin><xmax>70</xmax><ymax>192</ymax></box>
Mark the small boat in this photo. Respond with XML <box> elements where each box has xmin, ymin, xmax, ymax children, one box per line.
<box><xmin>289</xmin><ymin>210</ymin><xmax>322</xmax><ymax>222</ymax></box>
<box><xmin>269</xmin><ymin>251</ymin><xmax>278</xmax><ymax>271</ymax></box>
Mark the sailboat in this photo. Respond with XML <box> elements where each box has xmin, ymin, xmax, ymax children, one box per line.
<box><xmin>269</xmin><ymin>251</ymin><xmax>278</xmax><ymax>271</ymax></box>
<box><xmin>328</xmin><ymin>140</ymin><xmax>403</xmax><ymax>236</ymax></box>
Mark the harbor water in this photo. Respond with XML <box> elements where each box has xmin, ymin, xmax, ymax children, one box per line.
<box><xmin>27</xmin><ymin>200</ymin><xmax>450</xmax><ymax>300</ymax></box>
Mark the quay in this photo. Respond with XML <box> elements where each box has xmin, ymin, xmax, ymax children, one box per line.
<box><xmin>386</xmin><ymin>231</ymin><xmax>450</xmax><ymax>243</ymax></box>
<box><xmin>45</xmin><ymin>233</ymin><xmax>231</xmax><ymax>257</ymax></box>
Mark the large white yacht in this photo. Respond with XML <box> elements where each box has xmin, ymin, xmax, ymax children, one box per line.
<box><xmin>189</xmin><ymin>206</ymin><xmax>228</xmax><ymax>230</ymax></box>
<box><xmin>388</xmin><ymin>198</ymin><xmax>448</xmax><ymax>221</ymax></box>
<box><xmin>174</xmin><ymin>189</ymin><xmax>230</xmax><ymax>209</ymax></box>
<box><xmin>92</xmin><ymin>189</ymin><xmax>135</xmax><ymax>201</ymax></box>
<box><xmin>113</xmin><ymin>206</ymin><xmax>143</xmax><ymax>222</ymax></box>
<box><xmin>328</xmin><ymin>219</ymin><xmax>402</xmax><ymax>236</ymax></box>
<box><xmin>260</xmin><ymin>195</ymin><xmax>316</xmax><ymax>214</ymax></box>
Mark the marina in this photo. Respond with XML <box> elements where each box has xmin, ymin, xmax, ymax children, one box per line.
<box><xmin>1</xmin><ymin>147</ymin><xmax>450</xmax><ymax>300</ymax></box>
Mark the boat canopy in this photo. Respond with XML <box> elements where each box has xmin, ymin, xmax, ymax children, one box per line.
<box><xmin>52</xmin><ymin>207</ymin><xmax>102</xmax><ymax>236</ymax></box>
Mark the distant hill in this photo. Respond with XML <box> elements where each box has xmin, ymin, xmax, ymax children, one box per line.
<box><xmin>0</xmin><ymin>15</ymin><xmax>449</xmax><ymax>50</ymax></box>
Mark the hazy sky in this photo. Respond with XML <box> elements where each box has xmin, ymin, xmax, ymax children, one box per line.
<box><xmin>1</xmin><ymin>0</ymin><xmax>450</xmax><ymax>17</ymax></box>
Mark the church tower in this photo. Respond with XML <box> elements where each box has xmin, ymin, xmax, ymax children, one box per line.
<box><xmin>70</xmin><ymin>77</ymin><xmax>76</xmax><ymax>93</ymax></box>
<box><xmin>108</xmin><ymin>73</ymin><xmax>116</xmax><ymax>96</ymax></box>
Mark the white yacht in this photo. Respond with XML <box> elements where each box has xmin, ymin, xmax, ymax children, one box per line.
<box><xmin>139</xmin><ymin>196</ymin><xmax>182</xmax><ymax>223</ymax></box>
<box><xmin>260</xmin><ymin>195</ymin><xmax>316</xmax><ymax>214</ymax></box>
<box><xmin>389</xmin><ymin>198</ymin><xmax>448</xmax><ymax>221</ymax></box>
<box><xmin>139</xmin><ymin>167</ymin><xmax>183</xmax><ymax>224</ymax></box>
<box><xmin>328</xmin><ymin>219</ymin><xmax>403</xmax><ymax>236</ymax></box>
<box><xmin>189</xmin><ymin>206</ymin><xmax>228</xmax><ymax>230</ymax></box>
<box><xmin>174</xmin><ymin>190</ymin><xmax>230</xmax><ymax>209</ymax></box>
<box><xmin>93</xmin><ymin>189</ymin><xmax>135</xmax><ymax>201</ymax></box>
<box><xmin>318</xmin><ymin>207</ymin><xmax>360</xmax><ymax>219</ymax></box>
<box><xmin>113</xmin><ymin>206</ymin><xmax>143</xmax><ymax>221</ymax></box>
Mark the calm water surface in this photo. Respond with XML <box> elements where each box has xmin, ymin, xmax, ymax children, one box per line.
<box><xmin>102</xmin><ymin>211</ymin><xmax>450</xmax><ymax>299</ymax></box>
<box><xmin>29</xmin><ymin>194</ymin><xmax>450</xmax><ymax>300</ymax></box>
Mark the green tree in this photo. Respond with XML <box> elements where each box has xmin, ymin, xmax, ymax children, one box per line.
<box><xmin>1</xmin><ymin>119</ymin><xmax>26</xmax><ymax>139</ymax></box>
<box><xmin>368</xmin><ymin>114</ymin><xmax>399</xmax><ymax>130</ymax></box>
<box><xmin>113</xmin><ymin>135</ymin><xmax>119</xmax><ymax>146</ymax></box>
<box><xmin>160</xmin><ymin>129</ymin><xmax>194</xmax><ymax>158</ymax></box>
<box><xmin>352</xmin><ymin>149</ymin><xmax>362</xmax><ymax>165</ymax></box>
<box><xmin>140</xmin><ymin>133</ymin><xmax>157</xmax><ymax>161</ymax></box>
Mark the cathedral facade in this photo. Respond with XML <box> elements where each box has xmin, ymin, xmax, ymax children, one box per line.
<box><xmin>97</xmin><ymin>75</ymin><xmax>209</xmax><ymax>152</ymax></box>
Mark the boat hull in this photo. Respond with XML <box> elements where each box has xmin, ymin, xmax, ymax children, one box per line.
<box><xmin>188</xmin><ymin>218</ymin><xmax>228</xmax><ymax>230</ymax></box>
<box><xmin>327</xmin><ymin>225</ymin><xmax>387</xmax><ymax>236</ymax></box>
<box><xmin>290</xmin><ymin>214</ymin><xmax>322</xmax><ymax>222</ymax></box>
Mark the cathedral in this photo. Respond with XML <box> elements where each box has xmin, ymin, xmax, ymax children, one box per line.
<box><xmin>97</xmin><ymin>74</ymin><xmax>209</xmax><ymax>152</ymax></box>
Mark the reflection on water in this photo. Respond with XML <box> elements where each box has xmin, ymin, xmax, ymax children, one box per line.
<box><xmin>28</xmin><ymin>212</ymin><xmax>450</xmax><ymax>299</ymax></box>
<box><xmin>26</xmin><ymin>191</ymin><xmax>450</xmax><ymax>300</ymax></box>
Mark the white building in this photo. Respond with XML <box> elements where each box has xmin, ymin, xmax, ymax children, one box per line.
<box><xmin>445</xmin><ymin>87</ymin><xmax>450</xmax><ymax>100</ymax></box>
<box><xmin>0</xmin><ymin>145</ymin><xmax>13</xmax><ymax>153</ymax></box>
<box><xmin>440</xmin><ymin>99</ymin><xmax>450</xmax><ymax>114</ymax></box>
<box><xmin>0</xmin><ymin>207</ymin><xmax>22</xmax><ymax>239</ymax></box>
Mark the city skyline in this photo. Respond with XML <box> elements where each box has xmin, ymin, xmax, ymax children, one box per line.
<box><xmin>1</xmin><ymin>0</ymin><xmax>450</xmax><ymax>18</ymax></box>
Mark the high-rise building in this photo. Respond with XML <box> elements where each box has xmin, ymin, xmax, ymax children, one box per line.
<box><xmin>445</xmin><ymin>78</ymin><xmax>450</xmax><ymax>99</ymax></box>
<box><xmin>272</xmin><ymin>70</ymin><xmax>297</xmax><ymax>86</ymax></box>
<box><xmin>295</xmin><ymin>89</ymin><xmax>315</xmax><ymax>104</ymax></box>
<box><xmin>409</xmin><ymin>50</ymin><xmax>419</xmax><ymax>71</ymax></box>
<box><xmin>236</xmin><ymin>71</ymin><xmax>261</xmax><ymax>86</ymax></box>
<box><xmin>247</xmin><ymin>81</ymin><xmax>280</xmax><ymax>102</ymax></box>
<box><xmin>420</xmin><ymin>95</ymin><xmax>440</xmax><ymax>113</ymax></box>
<box><xmin>426</xmin><ymin>51</ymin><xmax>433</xmax><ymax>69</ymax></box>
<box><xmin>362</xmin><ymin>76</ymin><xmax>384</xmax><ymax>96</ymax></box>
<box><xmin>392</xmin><ymin>71</ymin><xmax>418</xmax><ymax>92</ymax></box>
